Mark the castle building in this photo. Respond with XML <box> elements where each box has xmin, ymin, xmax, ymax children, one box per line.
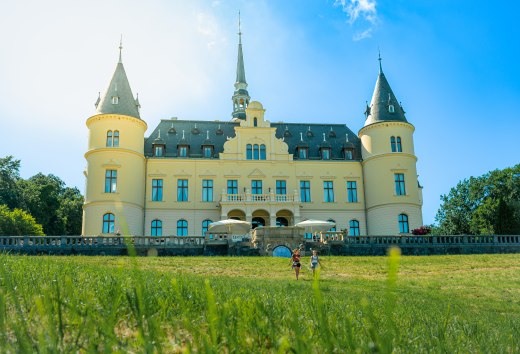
<box><xmin>82</xmin><ymin>32</ymin><xmax>423</xmax><ymax>237</ymax></box>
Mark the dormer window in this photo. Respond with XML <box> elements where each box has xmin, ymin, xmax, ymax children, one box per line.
<box><xmin>203</xmin><ymin>145</ymin><xmax>213</xmax><ymax>158</ymax></box>
<box><xmin>344</xmin><ymin>149</ymin><xmax>354</xmax><ymax>160</ymax></box>
<box><xmin>112</xmin><ymin>96</ymin><xmax>119</xmax><ymax>105</ymax></box>
<box><xmin>321</xmin><ymin>147</ymin><xmax>331</xmax><ymax>160</ymax></box>
<box><xmin>178</xmin><ymin>145</ymin><xmax>189</xmax><ymax>157</ymax></box>
<box><xmin>388</xmin><ymin>104</ymin><xmax>395</xmax><ymax>113</ymax></box>
<box><xmin>297</xmin><ymin>147</ymin><xmax>308</xmax><ymax>160</ymax></box>
<box><xmin>154</xmin><ymin>146</ymin><xmax>164</xmax><ymax>157</ymax></box>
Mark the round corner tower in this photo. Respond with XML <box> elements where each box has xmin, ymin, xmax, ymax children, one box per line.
<box><xmin>82</xmin><ymin>45</ymin><xmax>147</xmax><ymax>236</ymax></box>
<box><xmin>358</xmin><ymin>59</ymin><xmax>423</xmax><ymax>235</ymax></box>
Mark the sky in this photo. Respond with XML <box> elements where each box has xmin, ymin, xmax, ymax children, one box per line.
<box><xmin>1</xmin><ymin>0</ymin><xmax>519</xmax><ymax>225</ymax></box>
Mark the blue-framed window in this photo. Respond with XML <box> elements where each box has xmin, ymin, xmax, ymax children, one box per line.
<box><xmin>347</xmin><ymin>181</ymin><xmax>358</xmax><ymax>203</ymax></box>
<box><xmin>349</xmin><ymin>220</ymin><xmax>360</xmax><ymax>236</ymax></box>
<box><xmin>177</xmin><ymin>179</ymin><xmax>188</xmax><ymax>201</ymax></box>
<box><xmin>177</xmin><ymin>219</ymin><xmax>188</xmax><ymax>236</ymax></box>
<box><xmin>227</xmin><ymin>180</ymin><xmax>238</xmax><ymax>194</ymax></box>
<box><xmin>395</xmin><ymin>173</ymin><xmax>406</xmax><ymax>196</ymax></box>
<box><xmin>300</xmin><ymin>181</ymin><xmax>311</xmax><ymax>202</ymax></box>
<box><xmin>152</xmin><ymin>179</ymin><xmax>163</xmax><ymax>201</ymax></box>
<box><xmin>202</xmin><ymin>179</ymin><xmax>213</xmax><ymax>202</ymax></box>
<box><xmin>399</xmin><ymin>214</ymin><xmax>409</xmax><ymax>233</ymax></box>
<box><xmin>323</xmin><ymin>181</ymin><xmax>334</xmax><ymax>203</ymax></box>
<box><xmin>151</xmin><ymin>219</ymin><xmax>162</xmax><ymax>236</ymax></box>
<box><xmin>105</xmin><ymin>170</ymin><xmax>117</xmax><ymax>193</ymax></box>
<box><xmin>252</xmin><ymin>180</ymin><xmax>262</xmax><ymax>195</ymax></box>
<box><xmin>102</xmin><ymin>213</ymin><xmax>115</xmax><ymax>233</ymax></box>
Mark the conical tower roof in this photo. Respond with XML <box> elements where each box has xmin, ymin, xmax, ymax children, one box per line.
<box><xmin>95</xmin><ymin>41</ymin><xmax>141</xmax><ymax>119</ymax></box>
<box><xmin>364</xmin><ymin>55</ymin><xmax>407</xmax><ymax>126</ymax></box>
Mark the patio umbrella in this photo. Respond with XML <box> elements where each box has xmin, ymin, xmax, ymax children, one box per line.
<box><xmin>208</xmin><ymin>219</ymin><xmax>252</xmax><ymax>235</ymax></box>
<box><xmin>295</xmin><ymin>219</ymin><xmax>336</xmax><ymax>233</ymax></box>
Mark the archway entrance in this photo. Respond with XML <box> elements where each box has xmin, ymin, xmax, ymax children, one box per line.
<box><xmin>272</xmin><ymin>245</ymin><xmax>291</xmax><ymax>258</ymax></box>
<box><xmin>252</xmin><ymin>210</ymin><xmax>269</xmax><ymax>229</ymax></box>
<box><xmin>252</xmin><ymin>217</ymin><xmax>265</xmax><ymax>229</ymax></box>
<box><xmin>227</xmin><ymin>209</ymin><xmax>246</xmax><ymax>221</ymax></box>
<box><xmin>276</xmin><ymin>210</ymin><xmax>294</xmax><ymax>226</ymax></box>
<box><xmin>276</xmin><ymin>217</ymin><xmax>288</xmax><ymax>227</ymax></box>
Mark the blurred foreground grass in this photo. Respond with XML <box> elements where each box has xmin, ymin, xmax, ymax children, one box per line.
<box><xmin>0</xmin><ymin>252</ymin><xmax>519</xmax><ymax>352</ymax></box>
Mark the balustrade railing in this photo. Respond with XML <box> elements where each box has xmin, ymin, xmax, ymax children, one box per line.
<box><xmin>220</xmin><ymin>192</ymin><xmax>298</xmax><ymax>203</ymax></box>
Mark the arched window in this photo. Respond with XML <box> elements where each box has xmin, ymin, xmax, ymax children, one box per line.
<box><xmin>202</xmin><ymin>219</ymin><xmax>213</xmax><ymax>235</ymax></box>
<box><xmin>349</xmin><ymin>220</ymin><xmax>360</xmax><ymax>236</ymax></box>
<box><xmin>113</xmin><ymin>130</ymin><xmax>120</xmax><ymax>147</ymax></box>
<box><xmin>177</xmin><ymin>219</ymin><xmax>188</xmax><ymax>236</ymax></box>
<box><xmin>106</xmin><ymin>131</ymin><xmax>113</xmax><ymax>147</ymax></box>
<box><xmin>254</xmin><ymin>117</ymin><xmax>258</xmax><ymax>127</ymax></box>
<box><xmin>102</xmin><ymin>213</ymin><xmax>115</xmax><ymax>233</ymax></box>
<box><xmin>396</xmin><ymin>137</ymin><xmax>402</xmax><ymax>152</ymax></box>
<box><xmin>253</xmin><ymin>144</ymin><xmax>260</xmax><ymax>160</ymax></box>
<box><xmin>246</xmin><ymin>144</ymin><xmax>252</xmax><ymax>160</ymax></box>
<box><xmin>327</xmin><ymin>219</ymin><xmax>336</xmax><ymax>232</ymax></box>
<box><xmin>260</xmin><ymin>144</ymin><xmax>266</xmax><ymax>160</ymax></box>
<box><xmin>151</xmin><ymin>219</ymin><xmax>162</xmax><ymax>236</ymax></box>
<box><xmin>398</xmin><ymin>214</ymin><xmax>409</xmax><ymax>233</ymax></box>
<box><xmin>390</xmin><ymin>136</ymin><xmax>396</xmax><ymax>152</ymax></box>
<box><xmin>389</xmin><ymin>104</ymin><xmax>395</xmax><ymax>113</ymax></box>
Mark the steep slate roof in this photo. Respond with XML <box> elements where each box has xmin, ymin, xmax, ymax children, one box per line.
<box><xmin>144</xmin><ymin>120</ymin><xmax>361</xmax><ymax>160</ymax></box>
<box><xmin>364</xmin><ymin>65</ymin><xmax>407</xmax><ymax>126</ymax></box>
<box><xmin>95</xmin><ymin>47</ymin><xmax>141</xmax><ymax>119</ymax></box>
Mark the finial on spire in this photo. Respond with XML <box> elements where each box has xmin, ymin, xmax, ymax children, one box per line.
<box><xmin>238</xmin><ymin>11</ymin><xmax>242</xmax><ymax>44</ymax></box>
<box><xmin>119</xmin><ymin>35</ymin><xmax>123</xmax><ymax>63</ymax></box>
<box><xmin>378</xmin><ymin>47</ymin><xmax>383</xmax><ymax>74</ymax></box>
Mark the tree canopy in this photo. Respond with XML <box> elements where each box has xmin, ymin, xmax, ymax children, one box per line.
<box><xmin>435</xmin><ymin>164</ymin><xmax>520</xmax><ymax>235</ymax></box>
<box><xmin>0</xmin><ymin>156</ymin><xmax>83</xmax><ymax>236</ymax></box>
<box><xmin>0</xmin><ymin>205</ymin><xmax>45</xmax><ymax>236</ymax></box>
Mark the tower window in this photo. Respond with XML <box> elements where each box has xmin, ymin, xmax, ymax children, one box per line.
<box><xmin>389</xmin><ymin>104</ymin><xmax>395</xmax><ymax>113</ymax></box>
<box><xmin>394</xmin><ymin>173</ymin><xmax>406</xmax><ymax>196</ymax></box>
<box><xmin>113</xmin><ymin>131</ymin><xmax>119</xmax><ymax>147</ymax></box>
<box><xmin>112</xmin><ymin>96</ymin><xmax>119</xmax><ymax>105</ymax></box>
<box><xmin>254</xmin><ymin>117</ymin><xmax>258</xmax><ymax>127</ymax></box>
<box><xmin>102</xmin><ymin>213</ymin><xmax>115</xmax><ymax>233</ymax></box>
<box><xmin>104</xmin><ymin>170</ymin><xmax>117</xmax><ymax>193</ymax></box>
<box><xmin>391</xmin><ymin>136</ymin><xmax>397</xmax><ymax>152</ymax></box>
<box><xmin>396</xmin><ymin>137</ymin><xmax>402</xmax><ymax>152</ymax></box>
<box><xmin>398</xmin><ymin>214</ymin><xmax>409</xmax><ymax>233</ymax></box>
<box><xmin>106</xmin><ymin>130</ymin><xmax>113</xmax><ymax>147</ymax></box>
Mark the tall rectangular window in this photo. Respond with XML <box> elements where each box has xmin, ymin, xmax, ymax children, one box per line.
<box><xmin>227</xmin><ymin>180</ymin><xmax>238</xmax><ymax>194</ymax></box>
<box><xmin>395</xmin><ymin>173</ymin><xmax>406</xmax><ymax>196</ymax></box>
<box><xmin>178</xmin><ymin>146</ymin><xmax>188</xmax><ymax>157</ymax></box>
<box><xmin>203</xmin><ymin>146</ymin><xmax>213</xmax><ymax>158</ymax></box>
<box><xmin>298</xmin><ymin>148</ymin><xmax>308</xmax><ymax>159</ymax></box>
<box><xmin>177</xmin><ymin>179</ymin><xmax>188</xmax><ymax>201</ymax></box>
<box><xmin>105</xmin><ymin>170</ymin><xmax>117</xmax><ymax>193</ymax></box>
<box><xmin>152</xmin><ymin>179</ymin><xmax>163</xmax><ymax>201</ymax></box>
<box><xmin>276</xmin><ymin>180</ymin><xmax>287</xmax><ymax>195</ymax></box>
<box><xmin>251</xmin><ymin>180</ymin><xmax>263</xmax><ymax>195</ymax></box>
<box><xmin>347</xmin><ymin>181</ymin><xmax>358</xmax><ymax>203</ymax></box>
<box><xmin>300</xmin><ymin>181</ymin><xmax>311</xmax><ymax>202</ymax></box>
<box><xmin>202</xmin><ymin>179</ymin><xmax>213</xmax><ymax>202</ymax></box>
<box><xmin>323</xmin><ymin>181</ymin><xmax>334</xmax><ymax>202</ymax></box>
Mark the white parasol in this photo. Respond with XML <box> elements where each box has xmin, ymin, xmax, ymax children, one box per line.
<box><xmin>208</xmin><ymin>219</ymin><xmax>252</xmax><ymax>235</ymax></box>
<box><xmin>295</xmin><ymin>219</ymin><xmax>336</xmax><ymax>233</ymax></box>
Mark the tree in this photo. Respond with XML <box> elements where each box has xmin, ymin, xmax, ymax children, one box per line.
<box><xmin>435</xmin><ymin>164</ymin><xmax>520</xmax><ymax>235</ymax></box>
<box><xmin>0</xmin><ymin>205</ymin><xmax>45</xmax><ymax>236</ymax></box>
<box><xmin>0</xmin><ymin>156</ymin><xmax>24</xmax><ymax>209</ymax></box>
<box><xmin>58</xmin><ymin>187</ymin><xmax>84</xmax><ymax>235</ymax></box>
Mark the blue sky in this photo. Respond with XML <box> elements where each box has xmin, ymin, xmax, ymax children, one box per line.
<box><xmin>0</xmin><ymin>0</ymin><xmax>519</xmax><ymax>225</ymax></box>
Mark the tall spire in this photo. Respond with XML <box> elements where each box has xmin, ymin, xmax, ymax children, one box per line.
<box><xmin>118</xmin><ymin>35</ymin><xmax>123</xmax><ymax>63</ymax></box>
<box><xmin>364</xmin><ymin>54</ymin><xmax>407</xmax><ymax>126</ymax></box>
<box><xmin>95</xmin><ymin>39</ymin><xmax>141</xmax><ymax>119</ymax></box>
<box><xmin>378</xmin><ymin>48</ymin><xmax>383</xmax><ymax>74</ymax></box>
<box><xmin>231</xmin><ymin>11</ymin><xmax>250</xmax><ymax>119</ymax></box>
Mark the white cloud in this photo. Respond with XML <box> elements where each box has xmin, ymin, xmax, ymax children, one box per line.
<box><xmin>334</xmin><ymin>0</ymin><xmax>378</xmax><ymax>40</ymax></box>
<box><xmin>353</xmin><ymin>28</ymin><xmax>373</xmax><ymax>41</ymax></box>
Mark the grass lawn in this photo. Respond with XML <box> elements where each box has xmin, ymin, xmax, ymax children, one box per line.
<box><xmin>0</xmin><ymin>251</ymin><xmax>519</xmax><ymax>352</ymax></box>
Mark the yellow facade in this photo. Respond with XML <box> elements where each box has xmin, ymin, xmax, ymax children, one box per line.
<box><xmin>82</xmin><ymin>45</ymin><xmax>423</xmax><ymax>237</ymax></box>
